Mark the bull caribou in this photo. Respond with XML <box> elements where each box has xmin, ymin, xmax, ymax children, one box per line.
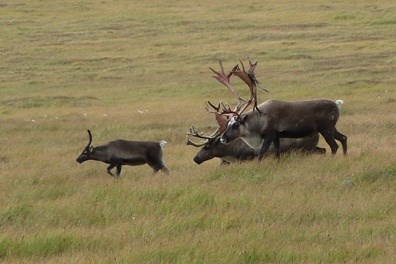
<box><xmin>220</xmin><ymin>99</ymin><xmax>347</xmax><ymax>161</ymax></box>
<box><xmin>214</xmin><ymin>64</ymin><xmax>348</xmax><ymax>162</ymax></box>
<box><xmin>187</xmin><ymin>126</ymin><xmax>325</xmax><ymax>165</ymax></box>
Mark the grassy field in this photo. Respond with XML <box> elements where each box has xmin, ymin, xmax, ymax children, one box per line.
<box><xmin>1</xmin><ymin>0</ymin><xmax>395</xmax><ymax>263</ymax></box>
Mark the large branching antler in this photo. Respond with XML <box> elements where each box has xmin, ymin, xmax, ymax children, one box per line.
<box><xmin>187</xmin><ymin>99</ymin><xmax>234</xmax><ymax>148</ymax></box>
<box><xmin>186</xmin><ymin>126</ymin><xmax>217</xmax><ymax>148</ymax></box>
<box><xmin>209</xmin><ymin>60</ymin><xmax>263</xmax><ymax>117</ymax></box>
<box><xmin>209</xmin><ymin>61</ymin><xmax>239</xmax><ymax>99</ymax></box>
<box><xmin>209</xmin><ymin>62</ymin><xmax>248</xmax><ymax>112</ymax></box>
<box><xmin>231</xmin><ymin>59</ymin><xmax>265</xmax><ymax>113</ymax></box>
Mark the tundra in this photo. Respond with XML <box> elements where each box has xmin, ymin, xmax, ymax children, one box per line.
<box><xmin>76</xmin><ymin>130</ymin><xmax>169</xmax><ymax>177</ymax></box>
<box><xmin>220</xmin><ymin>99</ymin><xmax>347</xmax><ymax>161</ymax></box>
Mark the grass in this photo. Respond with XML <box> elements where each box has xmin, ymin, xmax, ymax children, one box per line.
<box><xmin>1</xmin><ymin>0</ymin><xmax>395</xmax><ymax>263</ymax></box>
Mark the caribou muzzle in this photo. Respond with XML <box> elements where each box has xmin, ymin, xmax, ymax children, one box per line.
<box><xmin>193</xmin><ymin>156</ymin><xmax>204</xmax><ymax>165</ymax></box>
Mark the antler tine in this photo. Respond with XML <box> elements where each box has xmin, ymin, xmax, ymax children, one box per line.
<box><xmin>186</xmin><ymin>126</ymin><xmax>209</xmax><ymax>148</ymax></box>
<box><xmin>185</xmin><ymin>135</ymin><xmax>206</xmax><ymax>147</ymax></box>
<box><xmin>248</xmin><ymin>58</ymin><xmax>269</xmax><ymax>93</ymax></box>
<box><xmin>205</xmin><ymin>100</ymin><xmax>221</xmax><ymax>113</ymax></box>
<box><xmin>239</xmin><ymin>59</ymin><xmax>246</xmax><ymax>72</ymax></box>
<box><xmin>86</xmin><ymin>129</ymin><xmax>93</xmax><ymax>148</ymax></box>
<box><xmin>221</xmin><ymin>103</ymin><xmax>232</xmax><ymax>113</ymax></box>
<box><xmin>209</xmin><ymin>60</ymin><xmax>232</xmax><ymax>81</ymax></box>
<box><xmin>248</xmin><ymin>59</ymin><xmax>259</xmax><ymax>85</ymax></box>
<box><xmin>187</xmin><ymin>126</ymin><xmax>215</xmax><ymax>140</ymax></box>
<box><xmin>217</xmin><ymin>102</ymin><xmax>237</xmax><ymax>116</ymax></box>
<box><xmin>209</xmin><ymin>61</ymin><xmax>243</xmax><ymax>102</ymax></box>
<box><xmin>236</xmin><ymin>101</ymin><xmax>252</xmax><ymax>116</ymax></box>
<box><xmin>205</xmin><ymin>101</ymin><xmax>234</xmax><ymax>134</ymax></box>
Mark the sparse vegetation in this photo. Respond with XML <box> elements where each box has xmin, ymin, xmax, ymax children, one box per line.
<box><xmin>1</xmin><ymin>0</ymin><xmax>395</xmax><ymax>263</ymax></box>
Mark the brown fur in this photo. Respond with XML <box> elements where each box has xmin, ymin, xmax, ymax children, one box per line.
<box><xmin>221</xmin><ymin>99</ymin><xmax>347</xmax><ymax>161</ymax></box>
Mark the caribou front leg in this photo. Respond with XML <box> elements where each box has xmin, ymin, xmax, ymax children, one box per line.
<box><xmin>258</xmin><ymin>133</ymin><xmax>276</xmax><ymax>161</ymax></box>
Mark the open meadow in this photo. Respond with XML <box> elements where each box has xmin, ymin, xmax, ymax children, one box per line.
<box><xmin>1</xmin><ymin>0</ymin><xmax>395</xmax><ymax>263</ymax></box>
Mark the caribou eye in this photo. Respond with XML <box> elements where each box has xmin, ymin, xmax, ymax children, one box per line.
<box><xmin>84</xmin><ymin>147</ymin><xmax>92</xmax><ymax>154</ymax></box>
<box><xmin>232</xmin><ymin>122</ymin><xmax>240</xmax><ymax>129</ymax></box>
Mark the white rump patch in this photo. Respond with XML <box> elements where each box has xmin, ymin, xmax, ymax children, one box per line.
<box><xmin>335</xmin><ymin>99</ymin><xmax>344</xmax><ymax>113</ymax></box>
<box><xmin>159</xmin><ymin>140</ymin><xmax>167</xmax><ymax>149</ymax></box>
<box><xmin>335</xmin><ymin>99</ymin><xmax>344</xmax><ymax>106</ymax></box>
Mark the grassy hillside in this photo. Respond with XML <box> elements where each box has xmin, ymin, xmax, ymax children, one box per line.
<box><xmin>1</xmin><ymin>0</ymin><xmax>395</xmax><ymax>263</ymax></box>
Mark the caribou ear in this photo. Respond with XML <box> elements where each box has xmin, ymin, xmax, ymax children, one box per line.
<box><xmin>241</xmin><ymin>115</ymin><xmax>248</xmax><ymax>123</ymax></box>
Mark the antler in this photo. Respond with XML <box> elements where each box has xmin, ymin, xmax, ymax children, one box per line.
<box><xmin>205</xmin><ymin>101</ymin><xmax>230</xmax><ymax>133</ymax></box>
<box><xmin>186</xmin><ymin>136</ymin><xmax>206</xmax><ymax>147</ymax></box>
<box><xmin>209</xmin><ymin>61</ymin><xmax>247</xmax><ymax>111</ymax></box>
<box><xmin>189</xmin><ymin>126</ymin><xmax>217</xmax><ymax>139</ymax></box>
<box><xmin>186</xmin><ymin>126</ymin><xmax>217</xmax><ymax>147</ymax></box>
<box><xmin>86</xmin><ymin>129</ymin><xmax>93</xmax><ymax>148</ymax></box>
<box><xmin>209</xmin><ymin>61</ymin><xmax>239</xmax><ymax>98</ymax></box>
<box><xmin>231</xmin><ymin>59</ymin><xmax>264</xmax><ymax>113</ymax></box>
<box><xmin>210</xmin><ymin>60</ymin><xmax>264</xmax><ymax>116</ymax></box>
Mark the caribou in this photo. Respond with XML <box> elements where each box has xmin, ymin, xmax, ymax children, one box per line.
<box><xmin>76</xmin><ymin>130</ymin><xmax>169</xmax><ymax>177</ymax></box>
<box><xmin>187</xmin><ymin>126</ymin><xmax>325</xmax><ymax>165</ymax></box>
<box><xmin>186</xmin><ymin>60</ymin><xmax>327</xmax><ymax>164</ymax></box>
<box><xmin>220</xmin><ymin>99</ymin><xmax>347</xmax><ymax>161</ymax></box>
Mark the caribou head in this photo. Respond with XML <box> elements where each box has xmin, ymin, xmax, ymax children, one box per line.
<box><xmin>76</xmin><ymin>130</ymin><xmax>94</xmax><ymax>163</ymax></box>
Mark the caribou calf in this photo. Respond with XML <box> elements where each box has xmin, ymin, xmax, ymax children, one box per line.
<box><xmin>220</xmin><ymin>99</ymin><xmax>347</xmax><ymax>161</ymax></box>
<box><xmin>76</xmin><ymin>130</ymin><xmax>169</xmax><ymax>177</ymax></box>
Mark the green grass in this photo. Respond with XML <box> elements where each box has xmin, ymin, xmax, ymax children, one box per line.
<box><xmin>1</xmin><ymin>0</ymin><xmax>395</xmax><ymax>263</ymax></box>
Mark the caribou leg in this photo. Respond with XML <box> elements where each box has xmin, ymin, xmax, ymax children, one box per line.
<box><xmin>161</xmin><ymin>167</ymin><xmax>170</xmax><ymax>175</ymax></box>
<box><xmin>273</xmin><ymin>136</ymin><xmax>281</xmax><ymax>159</ymax></box>
<box><xmin>107</xmin><ymin>164</ymin><xmax>116</xmax><ymax>177</ymax></box>
<box><xmin>149</xmin><ymin>161</ymin><xmax>170</xmax><ymax>175</ymax></box>
<box><xmin>258</xmin><ymin>133</ymin><xmax>277</xmax><ymax>161</ymax></box>
<box><xmin>334</xmin><ymin>129</ymin><xmax>348</xmax><ymax>155</ymax></box>
<box><xmin>115</xmin><ymin>164</ymin><xmax>122</xmax><ymax>177</ymax></box>
<box><xmin>320</xmin><ymin>129</ymin><xmax>339</xmax><ymax>155</ymax></box>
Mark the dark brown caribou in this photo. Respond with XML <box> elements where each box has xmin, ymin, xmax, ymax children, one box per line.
<box><xmin>76</xmin><ymin>130</ymin><xmax>169</xmax><ymax>177</ymax></box>
<box><xmin>187</xmin><ymin>126</ymin><xmax>325</xmax><ymax>165</ymax></box>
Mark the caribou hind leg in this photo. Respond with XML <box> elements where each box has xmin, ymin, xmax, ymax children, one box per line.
<box><xmin>151</xmin><ymin>166</ymin><xmax>170</xmax><ymax>175</ymax></box>
<box><xmin>149</xmin><ymin>160</ymin><xmax>170</xmax><ymax>175</ymax></box>
<box><xmin>273</xmin><ymin>137</ymin><xmax>281</xmax><ymax>159</ymax></box>
<box><xmin>107</xmin><ymin>164</ymin><xmax>116</xmax><ymax>177</ymax></box>
<box><xmin>115</xmin><ymin>164</ymin><xmax>122</xmax><ymax>177</ymax></box>
<box><xmin>320</xmin><ymin>129</ymin><xmax>339</xmax><ymax>154</ymax></box>
<box><xmin>334</xmin><ymin>129</ymin><xmax>347</xmax><ymax>155</ymax></box>
<box><xmin>161</xmin><ymin>167</ymin><xmax>170</xmax><ymax>175</ymax></box>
